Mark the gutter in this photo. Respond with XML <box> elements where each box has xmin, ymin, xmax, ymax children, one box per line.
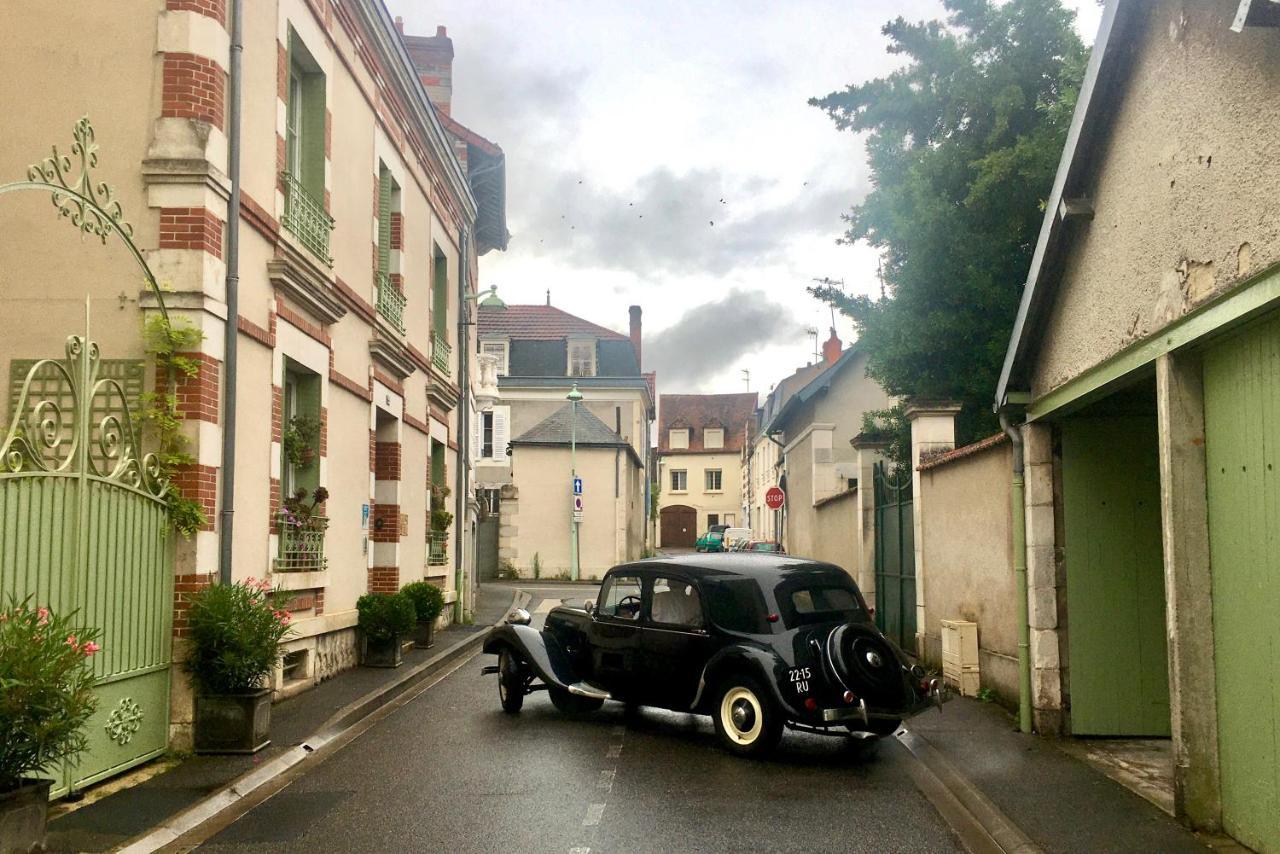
<box><xmin>999</xmin><ymin>409</ymin><xmax>1033</xmax><ymax>734</ymax></box>
<box><xmin>217</xmin><ymin>0</ymin><xmax>243</xmax><ymax>585</ymax></box>
<box><xmin>454</xmin><ymin>228</ymin><xmax>470</xmax><ymax>622</ymax></box>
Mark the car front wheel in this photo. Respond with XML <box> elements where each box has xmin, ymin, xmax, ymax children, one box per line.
<box><xmin>712</xmin><ymin>676</ymin><xmax>782</xmax><ymax>757</ymax></box>
<box><xmin>498</xmin><ymin>648</ymin><xmax>524</xmax><ymax>714</ymax></box>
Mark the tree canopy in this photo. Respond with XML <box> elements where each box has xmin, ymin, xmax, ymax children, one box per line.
<box><xmin>810</xmin><ymin>0</ymin><xmax>1087</xmax><ymax>448</ymax></box>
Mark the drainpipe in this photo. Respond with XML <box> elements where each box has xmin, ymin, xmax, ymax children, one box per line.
<box><xmin>217</xmin><ymin>0</ymin><xmax>243</xmax><ymax>586</ymax></box>
<box><xmin>453</xmin><ymin>228</ymin><xmax>470</xmax><ymax>622</ymax></box>
<box><xmin>999</xmin><ymin>408</ymin><xmax>1032</xmax><ymax>734</ymax></box>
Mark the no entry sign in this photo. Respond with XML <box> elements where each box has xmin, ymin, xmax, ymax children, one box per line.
<box><xmin>765</xmin><ymin>486</ymin><xmax>785</xmax><ymax>510</ymax></box>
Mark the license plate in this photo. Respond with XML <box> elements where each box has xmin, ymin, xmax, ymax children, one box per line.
<box><xmin>788</xmin><ymin>666</ymin><xmax>811</xmax><ymax>694</ymax></box>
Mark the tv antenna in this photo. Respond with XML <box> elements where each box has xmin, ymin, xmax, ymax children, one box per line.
<box><xmin>804</xmin><ymin>326</ymin><xmax>820</xmax><ymax>361</ymax></box>
<box><xmin>741</xmin><ymin>368</ymin><xmax>750</xmax><ymax>391</ymax></box>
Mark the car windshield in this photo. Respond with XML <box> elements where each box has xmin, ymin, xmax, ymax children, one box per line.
<box><xmin>774</xmin><ymin>578</ymin><xmax>869</xmax><ymax>628</ymax></box>
<box><xmin>750</xmin><ymin>542</ymin><xmax>779</xmax><ymax>552</ymax></box>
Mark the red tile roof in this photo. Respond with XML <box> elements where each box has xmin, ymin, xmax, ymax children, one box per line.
<box><xmin>477</xmin><ymin>304</ymin><xmax>629</xmax><ymax>341</ymax></box>
<box><xmin>917</xmin><ymin>432</ymin><xmax>1009</xmax><ymax>471</ymax></box>
<box><xmin>658</xmin><ymin>393</ymin><xmax>759</xmax><ymax>453</ymax></box>
<box><xmin>438</xmin><ymin>112</ymin><xmax>503</xmax><ymax>157</ymax></box>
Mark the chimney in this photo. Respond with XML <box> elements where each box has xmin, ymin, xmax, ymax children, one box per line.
<box><xmin>402</xmin><ymin>24</ymin><xmax>454</xmax><ymax>117</ymax></box>
<box><xmin>629</xmin><ymin>306</ymin><xmax>643</xmax><ymax>370</ymax></box>
<box><xmin>394</xmin><ymin>16</ymin><xmax>404</xmax><ymax>34</ymax></box>
<box><xmin>822</xmin><ymin>327</ymin><xmax>842</xmax><ymax>365</ymax></box>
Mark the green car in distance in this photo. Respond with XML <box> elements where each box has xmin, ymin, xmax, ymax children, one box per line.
<box><xmin>695</xmin><ymin>530</ymin><xmax>725</xmax><ymax>552</ymax></box>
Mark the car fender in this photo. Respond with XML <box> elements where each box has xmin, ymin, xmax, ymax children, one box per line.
<box><xmin>482</xmin><ymin>624</ymin><xmax>582</xmax><ymax>691</ymax></box>
<box><xmin>690</xmin><ymin>644</ymin><xmax>799</xmax><ymax>718</ymax></box>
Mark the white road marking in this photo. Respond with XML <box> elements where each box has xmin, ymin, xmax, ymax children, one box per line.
<box><xmin>605</xmin><ymin>744</ymin><xmax>622</xmax><ymax>759</ymax></box>
<box><xmin>533</xmin><ymin>598</ymin><xmax>562</xmax><ymax>614</ymax></box>
<box><xmin>597</xmin><ymin>769</ymin><xmax>615</xmax><ymax>791</ymax></box>
<box><xmin>583</xmin><ymin>803</ymin><xmax>606</xmax><ymax>826</ymax></box>
<box><xmin>569</xmin><ymin>848</ymin><xmax>590</xmax><ymax>853</ymax></box>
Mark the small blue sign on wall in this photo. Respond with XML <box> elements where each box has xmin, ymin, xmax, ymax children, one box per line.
<box><xmin>361</xmin><ymin>503</ymin><xmax>370</xmax><ymax>530</ymax></box>
<box><xmin>573</xmin><ymin>477</ymin><xmax>583</xmax><ymax>496</ymax></box>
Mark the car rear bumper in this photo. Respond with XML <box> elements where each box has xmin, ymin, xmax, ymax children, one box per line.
<box><xmin>818</xmin><ymin>678</ymin><xmax>950</xmax><ymax>726</ymax></box>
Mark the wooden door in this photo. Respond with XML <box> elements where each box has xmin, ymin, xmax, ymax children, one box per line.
<box><xmin>660</xmin><ymin>505</ymin><xmax>696</xmax><ymax>548</ymax></box>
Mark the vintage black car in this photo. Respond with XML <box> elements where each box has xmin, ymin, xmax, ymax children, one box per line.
<box><xmin>481</xmin><ymin>555</ymin><xmax>947</xmax><ymax>756</ymax></box>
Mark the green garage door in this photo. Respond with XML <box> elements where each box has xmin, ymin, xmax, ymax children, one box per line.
<box><xmin>1204</xmin><ymin>315</ymin><xmax>1280</xmax><ymax>853</ymax></box>
<box><xmin>1061</xmin><ymin>416</ymin><xmax>1170</xmax><ymax>736</ymax></box>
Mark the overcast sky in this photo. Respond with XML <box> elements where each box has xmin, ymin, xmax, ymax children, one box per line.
<box><xmin>388</xmin><ymin>0</ymin><xmax>1103</xmax><ymax>397</ymax></box>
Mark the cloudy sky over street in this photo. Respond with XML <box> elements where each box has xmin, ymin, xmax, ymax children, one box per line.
<box><xmin>389</xmin><ymin>0</ymin><xmax>1103</xmax><ymax>396</ymax></box>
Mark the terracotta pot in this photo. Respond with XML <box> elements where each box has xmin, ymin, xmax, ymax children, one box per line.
<box><xmin>361</xmin><ymin>633</ymin><xmax>403</xmax><ymax>668</ymax></box>
<box><xmin>413</xmin><ymin>619</ymin><xmax>436</xmax><ymax>649</ymax></box>
<box><xmin>0</xmin><ymin>778</ymin><xmax>52</xmax><ymax>854</ymax></box>
<box><xmin>194</xmin><ymin>688</ymin><xmax>272</xmax><ymax>754</ymax></box>
<box><xmin>299</xmin><ymin>446</ymin><xmax>316</xmax><ymax>466</ymax></box>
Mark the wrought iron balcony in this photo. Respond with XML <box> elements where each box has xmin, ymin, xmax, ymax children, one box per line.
<box><xmin>276</xmin><ymin>513</ymin><xmax>328</xmax><ymax>572</ymax></box>
<box><xmin>279</xmin><ymin>171</ymin><xmax>334</xmax><ymax>267</ymax></box>
<box><xmin>428</xmin><ymin>530</ymin><xmax>448</xmax><ymax>566</ymax></box>
<box><xmin>375</xmin><ymin>271</ymin><xmax>406</xmax><ymax>333</ymax></box>
<box><xmin>431</xmin><ymin>331</ymin><xmax>452</xmax><ymax>375</ymax></box>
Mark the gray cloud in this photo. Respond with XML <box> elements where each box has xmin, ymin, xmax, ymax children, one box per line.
<box><xmin>513</xmin><ymin>167</ymin><xmax>856</xmax><ymax>277</ymax></box>
<box><xmin>645</xmin><ymin>289</ymin><xmax>804</xmax><ymax>391</ymax></box>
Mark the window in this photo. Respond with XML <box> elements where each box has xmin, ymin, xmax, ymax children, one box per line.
<box><xmin>568</xmin><ymin>339</ymin><xmax>595</xmax><ymax>377</ymax></box>
<box><xmin>481</xmin><ymin>411</ymin><xmax>494</xmax><ymax>459</ymax></box>
<box><xmin>705</xmin><ymin>469</ymin><xmax>723</xmax><ymax>492</ymax></box>
<box><xmin>669</xmin><ymin>429</ymin><xmax>689</xmax><ymax>450</ymax></box>
<box><xmin>598</xmin><ymin>574</ymin><xmax>642</xmax><ymax>620</ymax></box>
<box><xmin>281</xmin><ymin>362</ymin><xmax>321</xmax><ymax>497</ymax></box>
<box><xmin>481</xmin><ymin>340</ymin><xmax>508</xmax><ymax>376</ymax></box>
<box><xmin>474</xmin><ymin>405</ymin><xmax>509</xmax><ymax>463</ymax></box>
<box><xmin>707</xmin><ymin>513</ymin><xmax>720</xmax><ymax>527</ymax></box>
<box><xmin>775</xmin><ymin>581</ymin><xmax>869</xmax><ymax>628</ymax></box>
<box><xmin>704</xmin><ymin>428</ymin><xmax>724</xmax><ymax>449</ymax></box>
<box><xmin>650</xmin><ymin>577</ymin><xmax>703</xmax><ymax>628</ymax></box>
<box><xmin>705</xmin><ymin>578</ymin><xmax>771</xmax><ymax>634</ymax></box>
<box><xmin>670</xmin><ymin>469</ymin><xmax>687</xmax><ymax>492</ymax></box>
<box><xmin>281</xmin><ymin>29</ymin><xmax>332</xmax><ymax>264</ymax></box>
<box><xmin>724</xmin><ymin>513</ymin><xmax>735</xmax><ymax>526</ymax></box>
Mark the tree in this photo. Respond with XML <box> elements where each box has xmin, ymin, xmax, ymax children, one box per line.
<box><xmin>809</xmin><ymin>0</ymin><xmax>1086</xmax><ymax>452</ymax></box>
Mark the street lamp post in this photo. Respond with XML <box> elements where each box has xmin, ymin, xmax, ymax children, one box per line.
<box><xmin>567</xmin><ymin>382</ymin><xmax>583</xmax><ymax>581</ymax></box>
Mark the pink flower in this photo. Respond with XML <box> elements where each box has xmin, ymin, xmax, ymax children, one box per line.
<box><xmin>37</xmin><ymin>607</ymin><xmax>49</xmax><ymax>626</ymax></box>
<box><xmin>258</xmin><ymin>579</ymin><xmax>272</xmax><ymax>591</ymax></box>
<box><xmin>82</xmin><ymin>641</ymin><xmax>101</xmax><ymax>656</ymax></box>
<box><xmin>65</xmin><ymin>634</ymin><xmax>78</xmax><ymax>649</ymax></box>
<box><xmin>280</xmin><ymin>613</ymin><xmax>291</xmax><ymax>625</ymax></box>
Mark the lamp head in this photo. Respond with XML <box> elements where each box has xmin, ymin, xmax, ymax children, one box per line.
<box><xmin>567</xmin><ymin>382</ymin><xmax>584</xmax><ymax>403</ymax></box>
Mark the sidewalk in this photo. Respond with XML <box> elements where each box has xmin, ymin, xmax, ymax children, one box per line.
<box><xmin>906</xmin><ymin>697</ymin><xmax>1241</xmax><ymax>853</ymax></box>
<box><xmin>44</xmin><ymin>584</ymin><xmax>518</xmax><ymax>853</ymax></box>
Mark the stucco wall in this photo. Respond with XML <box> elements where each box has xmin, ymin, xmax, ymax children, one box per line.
<box><xmin>918</xmin><ymin>441</ymin><xmax>1019</xmax><ymax>704</ymax></box>
<box><xmin>658</xmin><ymin>451</ymin><xmax>744</xmax><ymax>539</ymax></box>
<box><xmin>810</xmin><ymin>492</ymin><xmax>858</xmax><ymax>576</ymax></box>
<box><xmin>1032</xmin><ymin>2</ymin><xmax>1280</xmax><ymax>396</ymax></box>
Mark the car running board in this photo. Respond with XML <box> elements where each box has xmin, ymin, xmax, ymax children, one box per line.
<box><xmin>567</xmin><ymin>681</ymin><xmax>612</xmax><ymax>700</ymax></box>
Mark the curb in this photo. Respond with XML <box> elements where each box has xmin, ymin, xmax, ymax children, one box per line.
<box><xmin>115</xmin><ymin>590</ymin><xmax>530</xmax><ymax>854</ymax></box>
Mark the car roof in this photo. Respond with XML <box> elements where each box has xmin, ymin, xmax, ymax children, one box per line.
<box><xmin>610</xmin><ymin>553</ymin><xmax>846</xmax><ymax>584</ymax></box>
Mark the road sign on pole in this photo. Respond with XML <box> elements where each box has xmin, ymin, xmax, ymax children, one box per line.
<box><xmin>765</xmin><ymin>486</ymin><xmax>785</xmax><ymax>510</ymax></box>
<box><xmin>573</xmin><ymin>476</ymin><xmax>583</xmax><ymax>496</ymax></box>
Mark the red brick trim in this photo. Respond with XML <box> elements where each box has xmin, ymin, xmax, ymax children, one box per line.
<box><xmin>389</xmin><ymin>212</ymin><xmax>403</xmax><ymax>250</ymax></box>
<box><xmin>368</xmin><ymin>566</ymin><xmax>399</xmax><ymax>594</ymax></box>
<box><xmin>173</xmin><ymin>572</ymin><xmax>215</xmax><ymax>637</ymax></box>
<box><xmin>160</xmin><ymin>353</ymin><xmax>220</xmax><ymax>424</ymax></box>
<box><xmin>374</xmin><ymin>441</ymin><xmax>401</xmax><ymax>481</ymax></box>
<box><xmin>314</xmin><ymin>588</ymin><xmax>325</xmax><ymax>615</ymax></box>
<box><xmin>404</xmin><ymin>412</ymin><xmax>431</xmax><ymax>436</ymax></box>
<box><xmin>428</xmin><ymin>404</ymin><xmax>449</xmax><ymax>425</ymax></box>
<box><xmin>269</xmin><ymin>476</ymin><xmax>282</xmax><ymax>524</ymax></box>
<box><xmin>238</xmin><ymin>315</ymin><xmax>276</xmax><ymax>348</ymax></box>
<box><xmin>372</xmin><ymin>369</ymin><xmax>405</xmax><ymax>397</ymax></box>
<box><xmin>277</xmin><ymin>303</ymin><xmax>333</xmax><ymax>347</ymax></box>
<box><xmin>369</xmin><ymin>430</ymin><xmax>377</xmax><ymax>472</ymax></box>
<box><xmin>276</xmin><ymin>135</ymin><xmax>287</xmax><ymax>191</ymax></box>
<box><xmin>370</xmin><ymin>503</ymin><xmax>401</xmax><ymax>542</ymax></box>
<box><xmin>330</xmin><ymin>368</ymin><xmax>372</xmax><ymax>402</ymax></box>
<box><xmin>447</xmin><ymin>440</ymin><xmax>459</xmax><ymax>452</ymax></box>
<box><xmin>277</xmin><ymin>40</ymin><xmax>288</xmax><ymax>100</ymax></box>
<box><xmin>318</xmin><ymin>406</ymin><xmax>328</xmax><ymax>457</ymax></box>
<box><xmin>171</xmin><ymin>464</ymin><xmax>218</xmax><ymax>531</ymax></box>
<box><xmin>162</xmin><ymin>53</ymin><xmax>226</xmax><ymax>130</ymax></box>
<box><xmin>334</xmin><ymin>276</ymin><xmax>377</xmax><ymax>325</ymax></box>
<box><xmin>271</xmin><ymin>385</ymin><xmax>283</xmax><ymax>444</ymax></box>
<box><xmin>166</xmin><ymin>0</ymin><xmax>227</xmax><ymax>26</ymax></box>
<box><xmin>159</xmin><ymin>208</ymin><xmax>223</xmax><ymax>258</ymax></box>
<box><xmin>240</xmin><ymin>191</ymin><xmax>280</xmax><ymax>243</ymax></box>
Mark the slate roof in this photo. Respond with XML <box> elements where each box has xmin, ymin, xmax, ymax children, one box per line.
<box><xmin>478</xmin><ymin>305</ymin><xmax>629</xmax><ymax>341</ymax></box>
<box><xmin>658</xmin><ymin>393</ymin><xmax>759</xmax><ymax>454</ymax></box>
<box><xmin>512</xmin><ymin>403</ymin><xmax>643</xmax><ymax>466</ymax></box>
<box><xmin>766</xmin><ymin>346</ymin><xmax>862</xmax><ymax>434</ymax></box>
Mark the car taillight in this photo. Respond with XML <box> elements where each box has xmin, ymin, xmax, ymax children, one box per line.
<box><xmin>766</xmin><ymin>613</ymin><xmax>779</xmax><ymax>623</ymax></box>
<box><xmin>803</xmin><ymin>697</ymin><xmax>818</xmax><ymax>712</ymax></box>
<box><xmin>843</xmin><ymin>690</ymin><xmax>856</xmax><ymax>704</ymax></box>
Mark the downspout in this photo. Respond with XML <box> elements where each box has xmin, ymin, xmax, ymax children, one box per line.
<box><xmin>453</xmin><ymin>228</ymin><xmax>470</xmax><ymax>622</ymax></box>
<box><xmin>999</xmin><ymin>408</ymin><xmax>1032</xmax><ymax>734</ymax></box>
<box><xmin>218</xmin><ymin>0</ymin><xmax>243</xmax><ymax>586</ymax></box>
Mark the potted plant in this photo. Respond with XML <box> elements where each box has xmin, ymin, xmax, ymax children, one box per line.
<box><xmin>282</xmin><ymin>413</ymin><xmax>322</xmax><ymax>468</ymax></box>
<box><xmin>401</xmin><ymin>581</ymin><xmax>445</xmax><ymax>649</ymax></box>
<box><xmin>357</xmin><ymin>592</ymin><xmax>416</xmax><ymax>667</ymax></box>
<box><xmin>185</xmin><ymin>578</ymin><xmax>292</xmax><ymax>754</ymax></box>
<box><xmin>0</xmin><ymin>598</ymin><xmax>101</xmax><ymax>851</ymax></box>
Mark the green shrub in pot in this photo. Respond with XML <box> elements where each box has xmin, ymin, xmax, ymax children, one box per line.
<box><xmin>401</xmin><ymin>581</ymin><xmax>445</xmax><ymax>649</ymax></box>
<box><xmin>357</xmin><ymin>592</ymin><xmax>416</xmax><ymax>667</ymax></box>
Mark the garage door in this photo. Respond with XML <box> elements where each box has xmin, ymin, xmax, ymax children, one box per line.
<box><xmin>1204</xmin><ymin>314</ymin><xmax>1280</xmax><ymax>853</ymax></box>
<box><xmin>660</xmin><ymin>505</ymin><xmax>697</xmax><ymax>548</ymax></box>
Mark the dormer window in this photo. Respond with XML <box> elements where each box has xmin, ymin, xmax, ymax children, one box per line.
<box><xmin>704</xmin><ymin>428</ymin><xmax>724</xmax><ymax>449</ymax></box>
<box><xmin>481</xmin><ymin>339</ymin><xmax>509</xmax><ymax>376</ymax></box>
<box><xmin>568</xmin><ymin>339</ymin><xmax>596</xmax><ymax>377</ymax></box>
<box><xmin>669</xmin><ymin>429</ymin><xmax>689</xmax><ymax>450</ymax></box>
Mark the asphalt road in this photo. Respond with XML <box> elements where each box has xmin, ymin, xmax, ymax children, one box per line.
<box><xmin>197</xmin><ymin>588</ymin><xmax>961</xmax><ymax>853</ymax></box>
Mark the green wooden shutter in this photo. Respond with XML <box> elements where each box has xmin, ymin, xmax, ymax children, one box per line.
<box><xmin>432</xmin><ymin>251</ymin><xmax>447</xmax><ymax>337</ymax></box>
<box><xmin>377</xmin><ymin>166</ymin><xmax>392</xmax><ymax>278</ymax></box>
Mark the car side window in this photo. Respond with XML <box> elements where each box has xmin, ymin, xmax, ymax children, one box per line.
<box><xmin>598</xmin><ymin>574</ymin><xmax>642</xmax><ymax>620</ymax></box>
<box><xmin>649</xmin><ymin>576</ymin><xmax>703</xmax><ymax>629</ymax></box>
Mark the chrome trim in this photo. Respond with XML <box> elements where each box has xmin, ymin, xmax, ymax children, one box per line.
<box><xmin>820</xmin><ymin>699</ymin><xmax>868</xmax><ymax>726</ymax></box>
<box><xmin>825</xmin><ymin>627</ymin><xmax>850</xmax><ymax>692</ymax></box>
<box><xmin>643</xmin><ymin>624</ymin><xmax>709</xmax><ymax>637</ymax></box>
<box><xmin>506</xmin><ymin>608</ymin><xmax>532</xmax><ymax>626</ymax></box>
<box><xmin>567</xmin><ymin>681</ymin><xmax>611</xmax><ymax>700</ymax></box>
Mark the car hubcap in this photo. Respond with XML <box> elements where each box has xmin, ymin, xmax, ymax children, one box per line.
<box><xmin>720</xmin><ymin>687</ymin><xmax>763</xmax><ymax>745</ymax></box>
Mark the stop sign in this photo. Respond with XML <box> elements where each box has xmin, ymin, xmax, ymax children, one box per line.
<box><xmin>765</xmin><ymin>486</ymin><xmax>785</xmax><ymax>510</ymax></box>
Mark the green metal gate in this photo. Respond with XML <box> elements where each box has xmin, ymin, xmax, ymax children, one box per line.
<box><xmin>0</xmin><ymin>332</ymin><xmax>173</xmax><ymax>796</ymax></box>
<box><xmin>1204</xmin><ymin>314</ymin><xmax>1280</xmax><ymax>853</ymax></box>
<box><xmin>873</xmin><ymin>461</ymin><xmax>915</xmax><ymax>651</ymax></box>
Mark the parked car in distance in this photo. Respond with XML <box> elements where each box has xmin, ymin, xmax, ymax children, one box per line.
<box><xmin>722</xmin><ymin>527</ymin><xmax>752</xmax><ymax>550</ymax></box>
<box><xmin>708</xmin><ymin>524</ymin><xmax>729</xmax><ymax>533</ymax></box>
<box><xmin>745</xmin><ymin>541</ymin><xmax>785</xmax><ymax>554</ymax></box>
<box><xmin>481</xmin><ymin>555</ymin><xmax>948</xmax><ymax>756</ymax></box>
<box><xmin>695</xmin><ymin>530</ymin><xmax>725</xmax><ymax>552</ymax></box>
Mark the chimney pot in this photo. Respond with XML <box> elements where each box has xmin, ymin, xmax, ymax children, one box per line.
<box><xmin>822</xmin><ymin>327</ymin><xmax>842</xmax><ymax>365</ymax></box>
<box><xmin>436</xmin><ymin>25</ymin><xmax>447</xmax><ymax>37</ymax></box>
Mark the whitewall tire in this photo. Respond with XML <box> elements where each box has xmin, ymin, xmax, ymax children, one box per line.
<box><xmin>712</xmin><ymin>676</ymin><xmax>782</xmax><ymax>756</ymax></box>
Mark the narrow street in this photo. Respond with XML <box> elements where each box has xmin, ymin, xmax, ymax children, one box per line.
<box><xmin>195</xmin><ymin>589</ymin><xmax>960</xmax><ymax>854</ymax></box>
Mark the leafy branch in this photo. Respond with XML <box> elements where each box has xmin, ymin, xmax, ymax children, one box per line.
<box><xmin>140</xmin><ymin>314</ymin><xmax>207</xmax><ymax>536</ymax></box>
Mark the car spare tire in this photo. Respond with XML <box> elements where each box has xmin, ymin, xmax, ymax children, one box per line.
<box><xmin>826</xmin><ymin>624</ymin><xmax>909</xmax><ymax>709</ymax></box>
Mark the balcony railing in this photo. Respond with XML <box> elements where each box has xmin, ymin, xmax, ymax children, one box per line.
<box><xmin>431</xmin><ymin>331</ymin><xmax>451</xmax><ymax>375</ymax></box>
<box><xmin>276</xmin><ymin>513</ymin><xmax>329</xmax><ymax>572</ymax></box>
<box><xmin>428</xmin><ymin>530</ymin><xmax>448</xmax><ymax>566</ymax></box>
<box><xmin>280</xmin><ymin>171</ymin><xmax>334</xmax><ymax>267</ymax></box>
<box><xmin>375</xmin><ymin>271</ymin><xmax>406</xmax><ymax>333</ymax></box>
